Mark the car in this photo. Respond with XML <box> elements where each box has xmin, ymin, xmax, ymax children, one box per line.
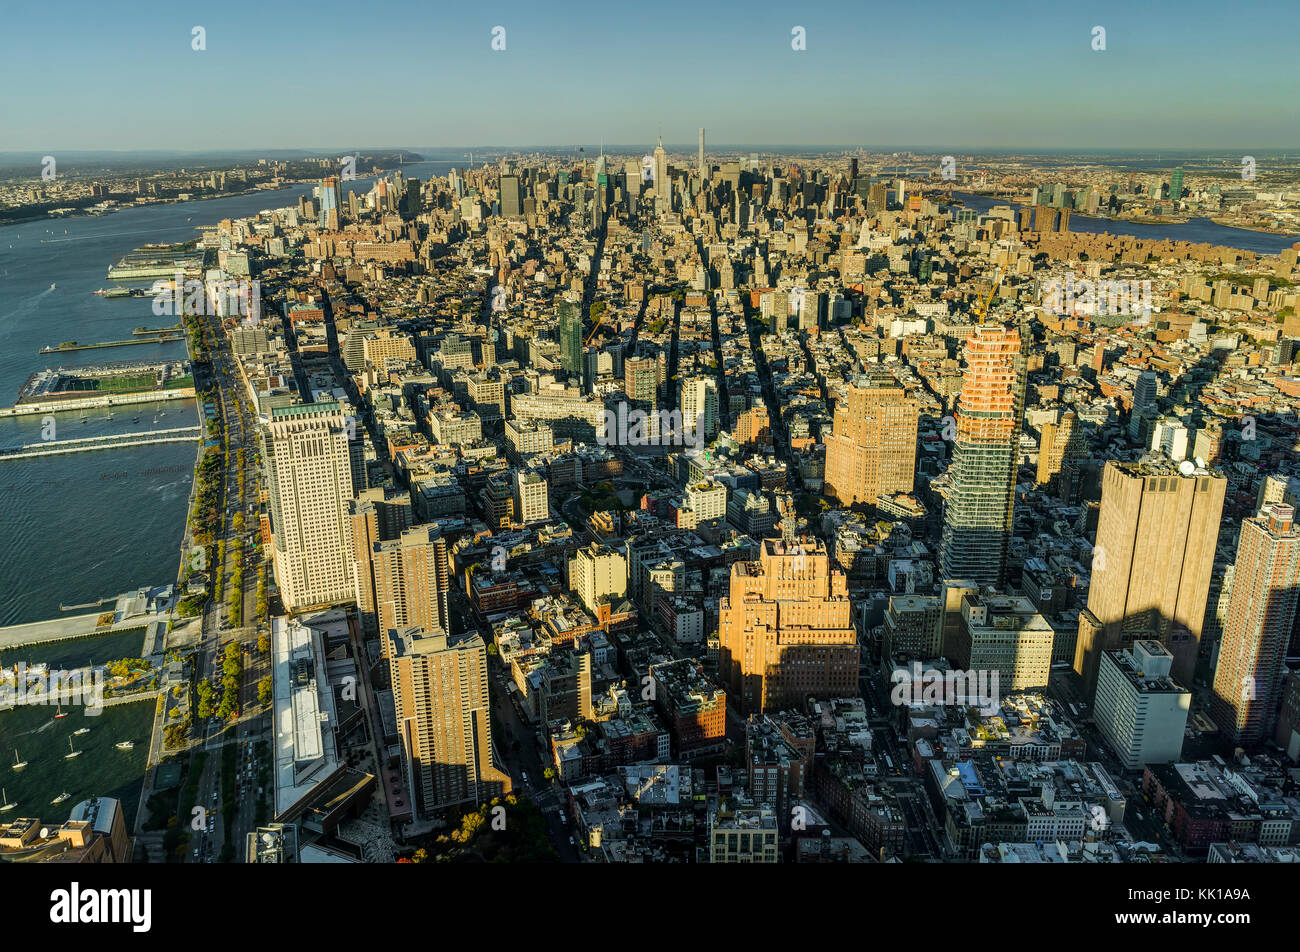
<box><xmin>520</xmin><ymin>771</ymin><xmax>529</xmax><ymax>784</ymax></box>
<box><xmin>568</xmin><ymin>836</ymin><xmax>575</xmax><ymax>846</ymax></box>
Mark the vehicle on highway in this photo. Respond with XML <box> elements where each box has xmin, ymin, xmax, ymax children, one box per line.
<box><xmin>520</xmin><ymin>770</ymin><xmax>528</xmax><ymax>785</ymax></box>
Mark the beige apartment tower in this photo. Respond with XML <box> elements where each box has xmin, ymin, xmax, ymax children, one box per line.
<box><xmin>264</xmin><ymin>402</ymin><xmax>356</xmax><ymax>611</ymax></box>
<box><xmin>823</xmin><ymin>380</ymin><xmax>920</xmax><ymax>507</ymax></box>
<box><xmin>370</xmin><ymin>526</ymin><xmax>452</xmax><ymax>656</ymax></box>
<box><xmin>569</xmin><ymin>542</ymin><xmax>628</xmax><ymax>615</ymax></box>
<box><xmin>350</xmin><ymin>487</ymin><xmax>415</xmax><ymax>635</ymax></box>
<box><xmin>1074</xmin><ymin>456</ymin><xmax>1226</xmax><ymax>696</ymax></box>
<box><xmin>719</xmin><ymin>531</ymin><xmax>859</xmax><ymax>714</ymax></box>
<box><xmin>387</xmin><ymin>627</ymin><xmax>511</xmax><ymax>817</ymax></box>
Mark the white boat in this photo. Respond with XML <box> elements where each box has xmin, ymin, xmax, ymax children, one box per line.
<box><xmin>0</xmin><ymin>788</ymin><xmax>15</xmax><ymax>812</ymax></box>
<box><xmin>73</xmin><ymin>727</ymin><xmax>89</xmax><ymax>736</ymax></box>
<box><xmin>51</xmin><ymin>792</ymin><xmax>70</xmax><ymax>805</ymax></box>
<box><xmin>115</xmin><ymin>741</ymin><xmax>134</xmax><ymax>750</ymax></box>
<box><xmin>64</xmin><ymin>738</ymin><xmax>80</xmax><ymax>760</ymax></box>
<box><xmin>49</xmin><ymin>283</ymin><xmax>56</xmax><ymax>291</ymax></box>
<box><xmin>12</xmin><ymin>749</ymin><xmax>26</xmax><ymax>771</ymax></box>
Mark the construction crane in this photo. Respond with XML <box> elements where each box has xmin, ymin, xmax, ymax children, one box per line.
<box><xmin>975</xmin><ymin>265</ymin><xmax>1007</xmax><ymax>324</ymax></box>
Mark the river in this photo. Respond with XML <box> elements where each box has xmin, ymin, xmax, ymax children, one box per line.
<box><xmin>0</xmin><ymin>159</ymin><xmax>457</xmax><ymax>625</ymax></box>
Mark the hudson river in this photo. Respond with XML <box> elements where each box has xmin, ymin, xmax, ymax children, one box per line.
<box><xmin>0</xmin><ymin>160</ymin><xmax>453</xmax><ymax>625</ymax></box>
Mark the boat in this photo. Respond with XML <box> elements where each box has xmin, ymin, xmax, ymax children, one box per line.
<box><xmin>73</xmin><ymin>727</ymin><xmax>89</xmax><ymax>736</ymax></box>
<box><xmin>115</xmin><ymin>741</ymin><xmax>134</xmax><ymax>750</ymax></box>
<box><xmin>12</xmin><ymin>749</ymin><xmax>26</xmax><ymax>771</ymax></box>
<box><xmin>53</xmin><ymin>706</ymin><xmax>68</xmax><ymax>719</ymax></box>
<box><xmin>51</xmin><ymin>792</ymin><xmax>70</xmax><ymax>805</ymax></box>
<box><xmin>0</xmin><ymin>788</ymin><xmax>14</xmax><ymax>812</ymax></box>
<box><xmin>64</xmin><ymin>738</ymin><xmax>80</xmax><ymax>760</ymax></box>
<box><xmin>93</xmin><ymin>288</ymin><xmax>106</xmax><ymax>296</ymax></box>
<box><xmin>49</xmin><ymin>283</ymin><xmax>56</xmax><ymax>291</ymax></box>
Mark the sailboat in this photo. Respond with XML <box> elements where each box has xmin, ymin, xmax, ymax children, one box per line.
<box><xmin>12</xmin><ymin>749</ymin><xmax>26</xmax><ymax>771</ymax></box>
<box><xmin>64</xmin><ymin>737</ymin><xmax>80</xmax><ymax>760</ymax></box>
<box><xmin>53</xmin><ymin>705</ymin><xmax>68</xmax><ymax>719</ymax></box>
<box><xmin>0</xmin><ymin>788</ymin><xmax>14</xmax><ymax>812</ymax></box>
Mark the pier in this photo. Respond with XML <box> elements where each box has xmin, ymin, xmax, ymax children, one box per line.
<box><xmin>0</xmin><ymin>388</ymin><xmax>195</xmax><ymax>417</ymax></box>
<box><xmin>39</xmin><ymin>334</ymin><xmax>185</xmax><ymax>354</ymax></box>
<box><xmin>0</xmin><ymin>426</ymin><xmax>202</xmax><ymax>460</ymax></box>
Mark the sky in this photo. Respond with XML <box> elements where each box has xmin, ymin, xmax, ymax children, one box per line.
<box><xmin>1</xmin><ymin>0</ymin><xmax>1298</xmax><ymax>153</ymax></box>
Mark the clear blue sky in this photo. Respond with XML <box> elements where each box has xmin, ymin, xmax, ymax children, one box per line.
<box><xmin>1</xmin><ymin>0</ymin><xmax>1297</xmax><ymax>152</ymax></box>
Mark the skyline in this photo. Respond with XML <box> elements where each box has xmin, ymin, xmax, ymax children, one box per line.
<box><xmin>3</xmin><ymin>0</ymin><xmax>1299</xmax><ymax>152</ymax></box>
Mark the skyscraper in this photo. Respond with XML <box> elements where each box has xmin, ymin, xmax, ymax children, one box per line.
<box><xmin>679</xmin><ymin>374</ymin><xmax>719</xmax><ymax>442</ymax></box>
<box><xmin>939</xmin><ymin>325</ymin><xmax>1026</xmax><ymax>587</ymax></box>
<box><xmin>350</xmin><ymin>487</ymin><xmax>416</xmax><ymax>635</ymax></box>
<box><xmin>1170</xmin><ymin>167</ymin><xmax>1184</xmax><ymax>201</ymax></box>
<box><xmin>823</xmin><ymin>377</ymin><xmax>920</xmax><ymax>507</ymax></box>
<box><xmin>1130</xmin><ymin>370</ymin><xmax>1158</xmax><ymax>439</ymax></box>
<box><xmin>1073</xmin><ymin>456</ymin><xmax>1226</xmax><ymax>695</ymax></box>
<box><xmin>654</xmin><ymin>134</ymin><xmax>669</xmax><ymax>208</ymax></box>
<box><xmin>500</xmin><ymin>174</ymin><xmax>521</xmax><ymax>218</ymax></box>
<box><xmin>370</xmin><ymin>526</ymin><xmax>452</xmax><ymax>654</ymax></box>
<box><xmin>1210</xmin><ymin>504</ymin><xmax>1300</xmax><ymax>746</ymax></box>
<box><xmin>387</xmin><ymin>627</ymin><xmax>511</xmax><ymax>817</ymax></box>
<box><xmin>264</xmin><ymin>402</ymin><xmax>356</xmax><ymax>611</ymax></box>
<box><xmin>318</xmin><ymin>175</ymin><xmax>341</xmax><ymax>230</ymax></box>
<box><xmin>718</xmin><ymin>528</ymin><xmax>859</xmax><ymax>714</ymax></box>
<box><xmin>557</xmin><ymin>299</ymin><xmax>582</xmax><ymax>380</ymax></box>
<box><xmin>1036</xmin><ymin>410</ymin><xmax>1083</xmax><ymax>489</ymax></box>
<box><xmin>698</xmin><ymin>127</ymin><xmax>705</xmax><ymax>178</ymax></box>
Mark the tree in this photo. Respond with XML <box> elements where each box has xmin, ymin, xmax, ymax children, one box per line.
<box><xmin>257</xmin><ymin>677</ymin><xmax>272</xmax><ymax>705</ymax></box>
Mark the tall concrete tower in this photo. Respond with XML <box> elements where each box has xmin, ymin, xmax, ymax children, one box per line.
<box><xmin>1073</xmin><ymin>455</ymin><xmax>1226</xmax><ymax>695</ymax></box>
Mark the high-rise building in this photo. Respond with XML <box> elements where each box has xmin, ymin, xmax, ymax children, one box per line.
<box><xmin>718</xmin><ymin>530</ymin><xmax>859</xmax><ymax>714</ymax></box>
<box><xmin>387</xmin><ymin>627</ymin><xmax>511</xmax><ymax>817</ymax></box>
<box><xmin>679</xmin><ymin>374</ymin><xmax>719</xmax><ymax>442</ymax></box>
<box><xmin>698</xmin><ymin>127</ymin><xmax>705</xmax><ymax>178</ymax></box>
<box><xmin>557</xmin><ymin>299</ymin><xmax>582</xmax><ymax>380</ymax></box>
<box><xmin>653</xmin><ymin>134</ymin><xmax>669</xmax><ymax>208</ymax></box>
<box><xmin>1094</xmin><ymin>640</ymin><xmax>1190</xmax><ymax>769</ymax></box>
<box><xmin>350</xmin><ymin>487</ymin><xmax>415</xmax><ymax>635</ymax></box>
<box><xmin>624</xmin><ymin>354</ymin><xmax>659</xmax><ymax>410</ymax></box>
<box><xmin>1169</xmin><ymin>167</ymin><xmax>1184</xmax><ymax>201</ymax></box>
<box><xmin>1129</xmin><ymin>370</ymin><xmax>1158</xmax><ymax>439</ymax></box>
<box><xmin>1073</xmin><ymin>456</ymin><xmax>1226</xmax><ymax>695</ymax></box>
<box><xmin>823</xmin><ymin>377</ymin><xmax>919</xmax><ymax>507</ymax></box>
<box><xmin>500</xmin><ymin>174</ymin><xmax>522</xmax><ymax>218</ymax></box>
<box><xmin>1037</xmin><ymin>410</ymin><xmax>1083</xmax><ymax>488</ymax></box>
<box><xmin>318</xmin><ymin>176</ymin><xmax>341</xmax><ymax>230</ymax></box>
<box><xmin>1210</xmin><ymin>504</ymin><xmax>1300</xmax><ymax>746</ymax></box>
<box><xmin>512</xmin><ymin>469</ymin><xmax>550</xmax><ymax>524</ymax></box>
<box><xmin>939</xmin><ymin>325</ymin><xmax>1026</xmax><ymax>587</ymax></box>
<box><xmin>264</xmin><ymin>402</ymin><xmax>356</xmax><ymax>611</ymax></box>
<box><xmin>370</xmin><ymin>526</ymin><xmax>451</xmax><ymax>654</ymax></box>
<box><xmin>569</xmin><ymin>542</ymin><xmax>628</xmax><ymax>615</ymax></box>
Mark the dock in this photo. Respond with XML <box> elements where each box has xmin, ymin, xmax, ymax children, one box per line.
<box><xmin>0</xmin><ymin>388</ymin><xmax>195</xmax><ymax>417</ymax></box>
<box><xmin>39</xmin><ymin>334</ymin><xmax>185</xmax><ymax>354</ymax></box>
<box><xmin>0</xmin><ymin>426</ymin><xmax>202</xmax><ymax>460</ymax></box>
